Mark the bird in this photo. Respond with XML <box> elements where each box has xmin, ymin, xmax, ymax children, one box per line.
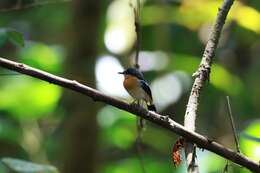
<box><xmin>118</xmin><ymin>68</ymin><xmax>156</xmax><ymax>112</ymax></box>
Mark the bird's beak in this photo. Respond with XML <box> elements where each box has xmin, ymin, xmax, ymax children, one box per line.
<box><xmin>118</xmin><ymin>71</ymin><xmax>124</xmax><ymax>74</ymax></box>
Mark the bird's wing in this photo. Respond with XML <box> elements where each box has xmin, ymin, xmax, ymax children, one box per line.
<box><xmin>139</xmin><ymin>80</ymin><xmax>153</xmax><ymax>100</ymax></box>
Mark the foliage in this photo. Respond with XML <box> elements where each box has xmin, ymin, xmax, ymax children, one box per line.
<box><xmin>0</xmin><ymin>0</ymin><xmax>259</xmax><ymax>173</ymax></box>
<box><xmin>0</xmin><ymin>28</ymin><xmax>24</xmax><ymax>47</ymax></box>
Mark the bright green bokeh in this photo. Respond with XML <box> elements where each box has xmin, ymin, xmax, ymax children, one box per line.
<box><xmin>101</xmin><ymin>157</ymin><xmax>175</xmax><ymax>173</ymax></box>
<box><xmin>0</xmin><ymin>77</ymin><xmax>61</xmax><ymax>120</ymax></box>
<box><xmin>168</xmin><ymin>53</ymin><xmax>243</xmax><ymax>95</ymax></box>
<box><xmin>98</xmin><ymin>106</ymin><xmax>136</xmax><ymax>149</ymax></box>
<box><xmin>19</xmin><ymin>42</ymin><xmax>64</xmax><ymax>74</ymax></box>
<box><xmin>240</xmin><ymin>120</ymin><xmax>260</xmax><ymax>162</ymax></box>
<box><xmin>0</xmin><ymin>42</ymin><xmax>63</xmax><ymax>120</ymax></box>
<box><xmin>211</xmin><ymin>64</ymin><xmax>243</xmax><ymax>96</ymax></box>
<box><xmin>142</xmin><ymin>1</ymin><xmax>260</xmax><ymax>33</ymax></box>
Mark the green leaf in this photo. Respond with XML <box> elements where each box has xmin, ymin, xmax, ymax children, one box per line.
<box><xmin>1</xmin><ymin>158</ymin><xmax>58</xmax><ymax>173</ymax></box>
<box><xmin>0</xmin><ymin>78</ymin><xmax>62</xmax><ymax>120</ymax></box>
<box><xmin>7</xmin><ymin>30</ymin><xmax>25</xmax><ymax>47</ymax></box>
<box><xmin>240</xmin><ymin>120</ymin><xmax>260</xmax><ymax>162</ymax></box>
<box><xmin>19</xmin><ymin>42</ymin><xmax>64</xmax><ymax>74</ymax></box>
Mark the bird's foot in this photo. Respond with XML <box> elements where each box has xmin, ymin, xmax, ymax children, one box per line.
<box><xmin>130</xmin><ymin>101</ymin><xmax>139</xmax><ymax>108</ymax></box>
<box><xmin>130</xmin><ymin>99</ymin><xmax>140</xmax><ymax>106</ymax></box>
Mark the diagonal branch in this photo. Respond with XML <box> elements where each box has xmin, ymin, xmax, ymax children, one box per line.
<box><xmin>0</xmin><ymin>0</ymin><xmax>71</xmax><ymax>12</ymax></box>
<box><xmin>184</xmin><ymin>0</ymin><xmax>235</xmax><ymax>172</ymax></box>
<box><xmin>0</xmin><ymin>57</ymin><xmax>259</xmax><ymax>172</ymax></box>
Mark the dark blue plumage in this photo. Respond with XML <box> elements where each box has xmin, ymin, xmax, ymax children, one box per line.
<box><xmin>118</xmin><ymin>68</ymin><xmax>144</xmax><ymax>80</ymax></box>
<box><xmin>139</xmin><ymin>80</ymin><xmax>152</xmax><ymax>100</ymax></box>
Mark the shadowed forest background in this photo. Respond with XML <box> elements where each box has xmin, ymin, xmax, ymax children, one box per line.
<box><xmin>0</xmin><ymin>0</ymin><xmax>259</xmax><ymax>173</ymax></box>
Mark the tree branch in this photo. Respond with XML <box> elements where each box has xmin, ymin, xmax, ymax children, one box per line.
<box><xmin>0</xmin><ymin>57</ymin><xmax>259</xmax><ymax>172</ymax></box>
<box><xmin>0</xmin><ymin>0</ymin><xmax>71</xmax><ymax>12</ymax></box>
<box><xmin>131</xmin><ymin>0</ymin><xmax>141</xmax><ymax>69</ymax></box>
<box><xmin>184</xmin><ymin>0</ymin><xmax>235</xmax><ymax>172</ymax></box>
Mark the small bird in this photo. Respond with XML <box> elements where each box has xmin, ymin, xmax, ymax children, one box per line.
<box><xmin>118</xmin><ymin>68</ymin><xmax>156</xmax><ymax>112</ymax></box>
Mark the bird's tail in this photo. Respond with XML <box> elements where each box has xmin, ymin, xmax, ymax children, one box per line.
<box><xmin>148</xmin><ymin>104</ymin><xmax>156</xmax><ymax>112</ymax></box>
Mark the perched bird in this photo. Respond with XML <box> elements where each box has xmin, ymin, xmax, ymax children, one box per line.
<box><xmin>118</xmin><ymin>68</ymin><xmax>156</xmax><ymax>112</ymax></box>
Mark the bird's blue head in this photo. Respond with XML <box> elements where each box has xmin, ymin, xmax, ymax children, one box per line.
<box><xmin>118</xmin><ymin>68</ymin><xmax>144</xmax><ymax>80</ymax></box>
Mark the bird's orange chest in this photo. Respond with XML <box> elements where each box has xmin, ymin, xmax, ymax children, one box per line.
<box><xmin>123</xmin><ymin>75</ymin><xmax>139</xmax><ymax>90</ymax></box>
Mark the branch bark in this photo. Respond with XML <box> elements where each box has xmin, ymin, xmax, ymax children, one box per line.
<box><xmin>0</xmin><ymin>0</ymin><xmax>71</xmax><ymax>12</ymax></box>
<box><xmin>184</xmin><ymin>0</ymin><xmax>235</xmax><ymax>172</ymax></box>
<box><xmin>0</xmin><ymin>57</ymin><xmax>259</xmax><ymax>172</ymax></box>
<box><xmin>134</xmin><ymin>0</ymin><xmax>141</xmax><ymax>69</ymax></box>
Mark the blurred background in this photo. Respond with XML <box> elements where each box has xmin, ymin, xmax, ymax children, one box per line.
<box><xmin>0</xmin><ymin>0</ymin><xmax>259</xmax><ymax>173</ymax></box>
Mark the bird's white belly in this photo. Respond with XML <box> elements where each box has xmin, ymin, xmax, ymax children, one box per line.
<box><xmin>127</xmin><ymin>87</ymin><xmax>146</xmax><ymax>100</ymax></box>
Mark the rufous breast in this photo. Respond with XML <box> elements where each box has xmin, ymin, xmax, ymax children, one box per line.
<box><xmin>123</xmin><ymin>75</ymin><xmax>139</xmax><ymax>90</ymax></box>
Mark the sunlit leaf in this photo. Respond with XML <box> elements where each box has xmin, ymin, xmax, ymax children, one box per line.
<box><xmin>232</xmin><ymin>2</ymin><xmax>260</xmax><ymax>33</ymax></box>
<box><xmin>19</xmin><ymin>42</ymin><xmax>64</xmax><ymax>74</ymax></box>
<box><xmin>240</xmin><ymin>120</ymin><xmax>260</xmax><ymax>162</ymax></box>
<box><xmin>142</xmin><ymin>1</ymin><xmax>220</xmax><ymax>30</ymax></box>
<box><xmin>1</xmin><ymin>158</ymin><xmax>58</xmax><ymax>173</ymax></box>
<box><xmin>0</xmin><ymin>77</ymin><xmax>61</xmax><ymax>120</ymax></box>
<box><xmin>168</xmin><ymin>53</ymin><xmax>243</xmax><ymax>95</ymax></box>
<box><xmin>211</xmin><ymin>64</ymin><xmax>243</xmax><ymax>96</ymax></box>
<box><xmin>142</xmin><ymin>0</ymin><xmax>260</xmax><ymax>33</ymax></box>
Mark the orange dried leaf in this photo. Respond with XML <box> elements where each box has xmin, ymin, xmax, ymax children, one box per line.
<box><xmin>172</xmin><ymin>150</ymin><xmax>181</xmax><ymax>166</ymax></box>
<box><xmin>172</xmin><ymin>138</ymin><xmax>184</xmax><ymax>166</ymax></box>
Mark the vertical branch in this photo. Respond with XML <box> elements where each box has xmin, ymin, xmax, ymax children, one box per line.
<box><xmin>131</xmin><ymin>2</ymin><xmax>146</xmax><ymax>172</ymax></box>
<box><xmin>226</xmin><ymin>96</ymin><xmax>240</xmax><ymax>153</ymax></box>
<box><xmin>184</xmin><ymin>0</ymin><xmax>235</xmax><ymax>172</ymax></box>
<box><xmin>132</xmin><ymin>0</ymin><xmax>141</xmax><ymax>69</ymax></box>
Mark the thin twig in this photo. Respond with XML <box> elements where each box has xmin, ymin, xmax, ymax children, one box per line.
<box><xmin>136</xmin><ymin>99</ymin><xmax>146</xmax><ymax>173</ymax></box>
<box><xmin>222</xmin><ymin>160</ymin><xmax>229</xmax><ymax>173</ymax></box>
<box><xmin>0</xmin><ymin>57</ymin><xmax>259</xmax><ymax>172</ymax></box>
<box><xmin>221</xmin><ymin>96</ymin><xmax>240</xmax><ymax>173</ymax></box>
<box><xmin>226</xmin><ymin>96</ymin><xmax>240</xmax><ymax>153</ymax></box>
<box><xmin>0</xmin><ymin>0</ymin><xmax>71</xmax><ymax>12</ymax></box>
<box><xmin>131</xmin><ymin>2</ymin><xmax>145</xmax><ymax>170</ymax></box>
<box><xmin>135</xmin><ymin>134</ymin><xmax>146</xmax><ymax>173</ymax></box>
<box><xmin>130</xmin><ymin>0</ymin><xmax>141</xmax><ymax>69</ymax></box>
<box><xmin>184</xmin><ymin>0</ymin><xmax>235</xmax><ymax>172</ymax></box>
